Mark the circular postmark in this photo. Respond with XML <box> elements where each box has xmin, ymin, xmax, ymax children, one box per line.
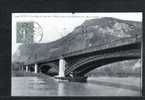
<box><xmin>33</xmin><ymin>22</ymin><xmax>43</xmax><ymax>43</ymax></box>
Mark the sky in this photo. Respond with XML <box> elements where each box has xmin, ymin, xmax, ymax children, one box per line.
<box><xmin>12</xmin><ymin>12</ymin><xmax>142</xmax><ymax>55</ymax></box>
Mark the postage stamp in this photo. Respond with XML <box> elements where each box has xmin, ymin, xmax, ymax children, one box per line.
<box><xmin>16</xmin><ymin>21</ymin><xmax>43</xmax><ymax>44</ymax></box>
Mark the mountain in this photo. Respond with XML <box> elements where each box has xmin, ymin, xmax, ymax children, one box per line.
<box><xmin>12</xmin><ymin>17</ymin><xmax>142</xmax><ymax>64</ymax></box>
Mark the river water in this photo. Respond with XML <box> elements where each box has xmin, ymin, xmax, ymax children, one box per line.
<box><xmin>11</xmin><ymin>76</ymin><xmax>141</xmax><ymax>96</ymax></box>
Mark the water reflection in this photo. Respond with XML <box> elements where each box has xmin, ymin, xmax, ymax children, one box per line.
<box><xmin>57</xmin><ymin>82</ymin><xmax>65</xmax><ymax>96</ymax></box>
<box><xmin>12</xmin><ymin>76</ymin><xmax>141</xmax><ymax>96</ymax></box>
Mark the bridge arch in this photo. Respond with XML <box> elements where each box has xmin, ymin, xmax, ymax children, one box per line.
<box><xmin>39</xmin><ymin>63</ymin><xmax>58</xmax><ymax>76</ymax></box>
<box><xmin>65</xmin><ymin>49</ymin><xmax>140</xmax><ymax>76</ymax></box>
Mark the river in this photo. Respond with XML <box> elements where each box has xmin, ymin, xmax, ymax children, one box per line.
<box><xmin>11</xmin><ymin>76</ymin><xmax>141</xmax><ymax>96</ymax></box>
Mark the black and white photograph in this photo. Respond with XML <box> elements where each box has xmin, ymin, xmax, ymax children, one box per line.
<box><xmin>11</xmin><ymin>13</ymin><xmax>142</xmax><ymax>96</ymax></box>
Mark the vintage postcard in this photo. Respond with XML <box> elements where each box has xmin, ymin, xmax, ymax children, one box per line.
<box><xmin>11</xmin><ymin>13</ymin><xmax>142</xmax><ymax>96</ymax></box>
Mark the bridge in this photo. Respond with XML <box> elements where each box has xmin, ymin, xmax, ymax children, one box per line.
<box><xmin>23</xmin><ymin>35</ymin><xmax>141</xmax><ymax>82</ymax></box>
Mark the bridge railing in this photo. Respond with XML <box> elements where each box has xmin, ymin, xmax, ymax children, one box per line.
<box><xmin>63</xmin><ymin>35</ymin><xmax>141</xmax><ymax>57</ymax></box>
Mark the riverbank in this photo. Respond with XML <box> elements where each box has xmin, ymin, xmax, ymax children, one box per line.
<box><xmin>12</xmin><ymin>71</ymin><xmax>52</xmax><ymax>78</ymax></box>
<box><xmin>88</xmin><ymin>77</ymin><xmax>141</xmax><ymax>87</ymax></box>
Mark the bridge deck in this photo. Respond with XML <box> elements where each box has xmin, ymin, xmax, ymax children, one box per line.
<box><xmin>26</xmin><ymin>36</ymin><xmax>141</xmax><ymax>65</ymax></box>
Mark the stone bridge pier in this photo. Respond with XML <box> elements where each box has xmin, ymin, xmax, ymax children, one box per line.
<box><xmin>34</xmin><ymin>64</ymin><xmax>38</xmax><ymax>73</ymax></box>
<box><xmin>26</xmin><ymin>65</ymin><xmax>29</xmax><ymax>72</ymax></box>
<box><xmin>55</xmin><ymin>56</ymin><xmax>87</xmax><ymax>82</ymax></box>
<box><xmin>58</xmin><ymin>56</ymin><xmax>65</xmax><ymax>77</ymax></box>
<box><xmin>23</xmin><ymin>64</ymin><xmax>38</xmax><ymax>73</ymax></box>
